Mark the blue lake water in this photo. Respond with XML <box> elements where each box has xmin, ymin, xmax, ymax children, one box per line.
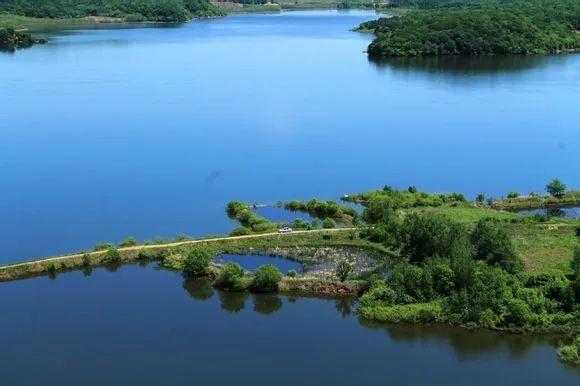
<box><xmin>214</xmin><ymin>253</ymin><xmax>303</xmax><ymax>273</ymax></box>
<box><xmin>253</xmin><ymin>205</ymin><xmax>314</xmax><ymax>223</ymax></box>
<box><xmin>518</xmin><ymin>206</ymin><xmax>580</xmax><ymax>219</ymax></box>
<box><xmin>1</xmin><ymin>10</ymin><xmax>579</xmax><ymax>264</ymax></box>
<box><xmin>1</xmin><ymin>264</ymin><xmax>578</xmax><ymax>386</ymax></box>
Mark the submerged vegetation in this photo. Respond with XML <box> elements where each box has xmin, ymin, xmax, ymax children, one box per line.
<box><xmin>360</xmin><ymin>0</ymin><xmax>580</xmax><ymax>57</ymax></box>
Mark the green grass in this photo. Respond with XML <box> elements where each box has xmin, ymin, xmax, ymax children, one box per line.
<box><xmin>411</xmin><ymin>204</ymin><xmax>579</xmax><ymax>275</ymax></box>
<box><xmin>0</xmin><ymin>14</ymin><xmax>90</xmax><ymax>31</ymax></box>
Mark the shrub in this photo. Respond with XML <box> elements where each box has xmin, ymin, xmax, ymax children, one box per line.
<box><xmin>336</xmin><ymin>261</ymin><xmax>352</xmax><ymax>282</ymax></box>
<box><xmin>322</xmin><ymin>218</ymin><xmax>337</xmax><ymax>229</ymax></box>
<box><xmin>119</xmin><ymin>237</ymin><xmax>138</xmax><ymax>248</ymax></box>
<box><xmin>103</xmin><ymin>246</ymin><xmax>121</xmax><ymax>264</ymax></box>
<box><xmin>183</xmin><ymin>246</ymin><xmax>215</xmax><ymax>277</ymax></box>
<box><xmin>408</xmin><ymin>186</ymin><xmax>418</xmax><ymax>193</ymax></box>
<box><xmin>503</xmin><ymin>298</ymin><xmax>534</xmax><ymax>326</ymax></box>
<box><xmin>216</xmin><ymin>263</ymin><xmax>246</xmax><ymax>291</ymax></box>
<box><xmin>571</xmin><ymin>247</ymin><xmax>580</xmax><ymax>279</ymax></box>
<box><xmin>229</xmin><ymin>226</ymin><xmax>252</xmax><ymax>236</ymax></box>
<box><xmin>251</xmin><ymin>264</ymin><xmax>282</xmax><ymax>292</ymax></box>
<box><xmin>546</xmin><ymin>178</ymin><xmax>567</xmax><ymax>198</ymax></box>
<box><xmin>82</xmin><ymin>254</ymin><xmax>91</xmax><ymax>266</ymax></box>
<box><xmin>558</xmin><ymin>335</ymin><xmax>580</xmax><ymax>365</ymax></box>
<box><xmin>287</xmin><ymin>269</ymin><xmax>298</xmax><ymax>278</ymax></box>
<box><xmin>476</xmin><ymin>193</ymin><xmax>485</xmax><ymax>203</ymax></box>
<box><xmin>507</xmin><ymin>192</ymin><xmax>520</xmax><ymax>199</ymax></box>
<box><xmin>94</xmin><ymin>242</ymin><xmax>115</xmax><ymax>251</ymax></box>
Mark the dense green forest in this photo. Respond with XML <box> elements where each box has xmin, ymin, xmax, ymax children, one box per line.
<box><xmin>361</xmin><ymin>0</ymin><xmax>580</xmax><ymax>56</ymax></box>
<box><xmin>0</xmin><ymin>0</ymin><xmax>225</xmax><ymax>22</ymax></box>
<box><xmin>0</xmin><ymin>27</ymin><xmax>46</xmax><ymax>51</ymax></box>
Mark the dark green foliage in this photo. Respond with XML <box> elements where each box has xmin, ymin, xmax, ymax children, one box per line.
<box><xmin>362</xmin><ymin>1</ymin><xmax>580</xmax><ymax>57</ymax></box>
<box><xmin>471</xmin><ymin>220</ymin><xmax>523</xmax><ymax>273</ymax></box>
<box><xmin>287</xmin><ymin>269</ymin><xmax>298</xmax><ymax>278</ymax></box>
<box><xmin>0</xmin><ymin>28</ymin><xmax>45</xmax><ymax>51</ymax></box>
<box><xmin>507</xmin><ymin>192</ymin><xmax>520</xmax><ymax>198</ymax></box>
<box><xmin>183</xmin><ymin>246</ymin><xmax>214</xmax><ymax>277</ymax></box>
<box><xmin>408</xmin><ymin>186</ymin><xmax>418</xmax><ymax>194</ymax></box>
<box><xmin>0</xmin><ymin>0</ymin><xmax>224</xmax><ymax>22</ymax></box>
<box><xmin>476</xmin><ymin>193</ymin><xmax>485</xmax><ymax>203</ymax></box>
<box><xmin>399</xmin><ymin>212</ymin><xmax>468</xmax><ymax>264</ymax></box>
<box><xmin>103</xmin><ymin>246</ymin><xmax>121</xmax><ymax>263</ymax></box>
<box><xmin>216</xmin><ymin>263</ymin><xmax>246</xmax><ymax>291</ymax></box>
<box><xmin>546</xmin><ymin>178</ymin><xmax>567</xmax><ymax>198</ymax></box>
<box><xmin>82</xmin><ymin>253</ymin><xmax>91</xmax><ymax>266</ymax></box>
<box><xmin>322</xmin><ymin>218</ymin><xmax>336</xmax><ymax>229</ymax></box>
<box><xmin>251</xmin><ymin>264</ymin><xmax>282</xmax><ymax>292</ymax></box>
<box><xmin>558</xmin><ymin>335</ymin><xmax>580</xmax><ymax>364</ymax></box>
<box><xmin>572</xmin><ymin>246</ymin><xmax>580</xmax><ymax>278</ymax></box>
<box><xmin>119</xmin><ymin>236</ymin><xmax>138</xmax><ymax>248</ymax></box>
<box><xmin>336</xmin><ymin>261</ymin><xmax>352</xmax><ymax>282</ymax></box>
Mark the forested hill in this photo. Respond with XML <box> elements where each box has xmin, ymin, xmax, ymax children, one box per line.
<box><xmin>0</xmin><ymin>0</ymin><xmax>225</xmax><ymax>22</ymax></box>
<box><xmin>361</xmin><ymin>0</ymin><xmax>580</xmax><ymax>56</ymax></box>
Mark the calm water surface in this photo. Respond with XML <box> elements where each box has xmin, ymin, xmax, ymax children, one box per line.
<box><xmin>518</xmin><ymin>206</ymin><xmax>580</xmax><ymax>219</ymax></box>
<box><xmin>0</xmin><ymin>264</ymin><xmax>578</xmax><ymax>385</ymax></box>
<box><xmin>0</xmin><ymin>10</ymin><xmax>579</xmax><ymax>263</ymax></box>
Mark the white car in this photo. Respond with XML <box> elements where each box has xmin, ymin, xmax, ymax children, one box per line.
<box><xmin>278</xmin><ymin>227</ymin><xmax>293</xmax><ymax>233</ymax></box>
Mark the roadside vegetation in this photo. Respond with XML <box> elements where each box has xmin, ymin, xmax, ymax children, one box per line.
<box><xmin>284</xmin><ymin>199</ymin><xmax>360</xmax><ymax>225</ymax></box>
<box><xmin>359</xmin><ymin>0</ymin><xmax>580</xmax><ymax>57</ymax></box>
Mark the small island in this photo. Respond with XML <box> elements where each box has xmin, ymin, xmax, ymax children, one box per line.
<box><xmin>0</xmin><ymin>27</ymin><xmax>46</xmax><ymax>51</ymax></box>
<box><xmin>359</xmin><ymin>0</ymin><xmax>580</xmax><ymax>57</ymax></box>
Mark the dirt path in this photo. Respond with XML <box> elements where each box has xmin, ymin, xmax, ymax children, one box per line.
<box><xmin>0</xmin><ymin>228</ymin><xmax>353</xmax><ymax>270</ymax></box>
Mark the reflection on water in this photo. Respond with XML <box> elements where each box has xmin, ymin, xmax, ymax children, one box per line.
<box><xmin>214</xmin><ymin>254</ymin><xmax>303</xmax><ymax>274</ymax></box>
<box><xmin>369</xmin><ymin>55</ymin><xmax>561</xmax><ymax>78</ymax></box>
<box><xmin>518</xmin><ymin>206</ymin><xmax>580</xmax><ymax>219</ymax></box>
<box><xmin>180</xmin><ymin>278</ymin><xmax>570</xmax><ymax>363</ymax></box>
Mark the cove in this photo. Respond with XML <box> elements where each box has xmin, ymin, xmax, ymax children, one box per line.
<box><xmin>1</xmin><ymin>10</ymin><xmax>579</xmax><ymax>264</ymax></box>
<box><xmin>0</xmin><ymin>264</ymin><xmax>577</xmax><ymax>385</ymax></box>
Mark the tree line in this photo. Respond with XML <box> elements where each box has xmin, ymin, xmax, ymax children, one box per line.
<box><xmin>0</xmin><ymin>0</ymin><xmax>225</xmax><ymax>22</ymax></box>
<box><xmin>360</xmin><ymin>0</ymin><xmax>580</xmax><ymax>56</ymax></box>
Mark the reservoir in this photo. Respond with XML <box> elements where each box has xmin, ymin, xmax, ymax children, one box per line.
<box><xmin>0</xmin><ymin>10</ymin><xmax>578</xmax><ymax>263</ymax></box>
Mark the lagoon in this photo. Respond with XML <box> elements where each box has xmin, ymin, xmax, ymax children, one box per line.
<box><xmin>1</xmin><ymin>10</ymin><xmax>579</xmax><ymax>263</ymax></box>
<box><xmin>1</xmin><ymin>264</ymin><xmax>578</xmax><ymax>385</ymax></box>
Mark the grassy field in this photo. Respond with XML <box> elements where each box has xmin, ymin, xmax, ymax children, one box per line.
<box><xmin>0</xmin><ymin>14</ymin><xmax>93</xmax><ymax>31</ymax></box>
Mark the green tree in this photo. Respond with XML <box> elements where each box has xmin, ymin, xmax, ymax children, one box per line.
<box><xmin>323</xmin><ymin>218</ymin><xmax>336</xmax><ymax>229</ymax></box>
<box><xmin>119</xmin><ymin>236</ymin><xmax>138</xmax><ymax>248</ymax></box>
<box><xmin>183</xmin><ymin>246</ymin><xmax>214</xmax><ymax>277</ymax></box>
<box><xmin>216</xmin><ymin>263</ymin><xmax>246</xmax><ymax>291</ymax></box>
<box><xmin>336</xmin><ymin>261</ymin><xmax>352</xmax><ymax>282</ymax></box>
<box><xmin>251</xmin><ymin>264</ymin><xmax>282</xmax><ymax>292</ymax></box>
<box><xmin>476</xmin><ymin>193</ymin><xmax>485</xmax><ymax>204</ymax></box>
<box><xmin>471</xmin><ymin>220</ymin><xmax>523</xmax><ymax>273</ymax></box>
<box><xmin>546</xmin><ymin>178</ymin><xmax>567</xmax><ymax>198</ymax></box>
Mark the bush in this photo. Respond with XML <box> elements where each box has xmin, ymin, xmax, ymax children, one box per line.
<box><xmin>507</xmin><ymin>192</ymin><xmax>520</xmax><ymax>199</ymax></box>
<box><xmin>103</xmin><ymin>246</ymin><xmax>121</xmax><ymax>264</ymax></box>
<box><xmin>251</xmin><ymin>264</ymin><xmax>282</xmax><ymax>292</ymax></box>
<box><xmin>336</xmin><ymin>261</ymin><xmax>352</xmax><ymax>282</ymax></box>
<box><xmin>322</xmin><ymin>218</ymin><xmax>337</xmax><ymax>229</ymax></box>
<box><xmin>119</xmin><ymin>236</ymin><xmax>138</xmax><ymax>248</ymax></box>
<box><xmin>287</xmin><ymin>269</ymin><xmax>298</xmax><ymax>278</ymax></box>
<box><xmin>558</xmin><ymin>335</ymin><xmax>580</xmax><ymax>365</ymax></box>
<box><xmin>476</xmin><ymin>193</ymin><xmax>485</xmax><ymax>203</ymax></box>
<box><xmin>229</xmin><ymin>226</ymin><xmax>252</xmax><ymax>236</ymax></box>
<box><xmin>408</xmin><ymin>186</ymin><xmax>418</xmax><ymax>193</ymax></box>
<box><xmin>183</xmin><ymin>246</ymin><xmax>215</xmax><ymax>277</ymax></box>
<box><xmin>94</xmin><ymin>242</ymin><xmax>115</xmax><ymax>251</ymax></box>
<box><xmin>82</xmin><ymin>254</ymin><xmax>91</xmax><ymax>266</ymax></box>
<box><xmin>571</xmin><ymin>247</ymin><xmax>580</xmax><ymax>278</ymax></box>
<box><xmin>216</xmin><ymin>263</ymin><xmax>246</xmax><ymax>291</ymax></box>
